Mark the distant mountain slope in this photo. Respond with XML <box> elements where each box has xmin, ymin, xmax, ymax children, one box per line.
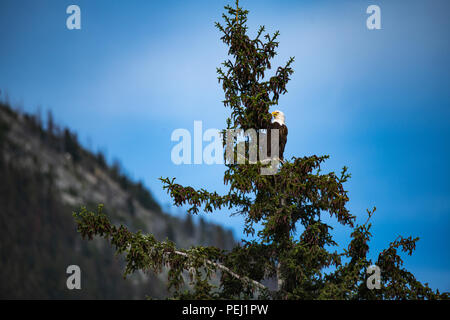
<box><xmin>0</xmin><ymin>102</ymin><xmax>236</xmax><ymax>299</ymax></box>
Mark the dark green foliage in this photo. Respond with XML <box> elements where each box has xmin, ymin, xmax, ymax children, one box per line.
<box><xmin>72</xmin><ymin>2</ymin><xmax>448</xmax><ymax>300</ymax></box>
<box><xmin>73</xmin><ymin>206</ymin><xmax>226</xmax><ymax>295</ymax></box>
<box><xmin>215</xmin><ymin>4</ymin><xmax>294</xmax><ymax>132</ymax></box>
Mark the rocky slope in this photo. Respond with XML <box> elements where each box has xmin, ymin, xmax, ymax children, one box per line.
<box><xmin>0</xmin><ymin>102</ymin><xmax>236</xmax><ymax>299</ymax></box>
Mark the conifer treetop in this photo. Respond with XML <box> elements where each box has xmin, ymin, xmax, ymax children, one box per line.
<box><xmin>73</xmin><ymin>2</ymin><xmax>449</xmax><ymax>300</ymax></box>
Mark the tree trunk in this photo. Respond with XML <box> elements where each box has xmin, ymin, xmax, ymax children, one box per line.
<box><xmin>277</xmin><ymin>197</ymin><xmax>287</xmax><ymax>293</ymax></box>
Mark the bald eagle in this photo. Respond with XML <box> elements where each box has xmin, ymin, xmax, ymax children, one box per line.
<box><xmin>267</xmin><ymin>110</ymin><xmax>288</xmax><ymax>161</ymax></box>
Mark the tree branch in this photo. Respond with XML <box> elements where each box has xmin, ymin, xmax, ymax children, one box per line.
<box><xmin>173</xmin><ymin>250</ymin><xmax>267</xmax><ymax>291</ymax></box>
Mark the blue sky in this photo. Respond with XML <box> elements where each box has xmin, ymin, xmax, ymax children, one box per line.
<box><xmin>1</xmin><ymin>0</ymin><xmax>449</xmax><ymax>292</ymax></box>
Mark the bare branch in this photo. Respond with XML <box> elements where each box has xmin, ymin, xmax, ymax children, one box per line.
<box><xmin>173</xmin><ymin>250</ymin><xmax>267</xmax><ymax>291</ymax></box>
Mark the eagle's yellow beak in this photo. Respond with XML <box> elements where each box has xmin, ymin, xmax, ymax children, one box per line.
<box><xmin>271</xmin><ymin>111</ymin><xmax>277</xmax><ymax>117</ymax></box>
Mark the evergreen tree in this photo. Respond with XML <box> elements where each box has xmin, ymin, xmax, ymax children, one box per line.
<box><xmin>73</xmin><ymin>2</ymin><xmax>448</xmax><ymax>300</ymax></box>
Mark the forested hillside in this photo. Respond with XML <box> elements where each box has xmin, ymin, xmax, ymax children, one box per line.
<box><xmin>0</xmin><ymin>101</ymin><xmax>236</xmax><ymax>299</ymax></box>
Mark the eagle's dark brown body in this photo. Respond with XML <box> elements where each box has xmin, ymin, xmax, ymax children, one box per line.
<box><xmin>267</xmin><ymin>121</ymin><xmax>288</xmax><ymax>160</ymax></box>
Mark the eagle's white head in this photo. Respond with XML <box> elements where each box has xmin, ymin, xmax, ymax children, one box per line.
<box><xmin>271</xmin><ymin>110</ymin><xmax>285</xmax><ymax>126</ymax></box>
